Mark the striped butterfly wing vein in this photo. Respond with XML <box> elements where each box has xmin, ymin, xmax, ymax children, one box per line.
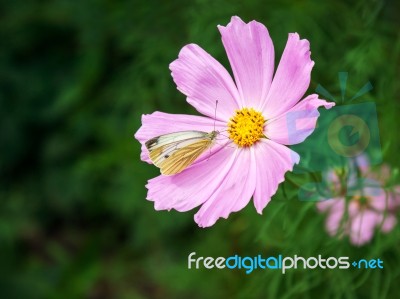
<box><xmin>146</xmin><ymin>131</ymin><xmax>207</xmax><ymax>152</ymax></box>
<box><xmin>145</xmin><ymin>130</ymin><xmax>218</xmax><ymax>175</ymax></box>
<box><xmin>160</xmin><ymin>139</ymin><xmax>212</xmax><ymax>175</ymax></box>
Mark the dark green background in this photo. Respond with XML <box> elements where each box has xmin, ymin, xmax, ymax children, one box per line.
<box><xmin>1</xmin><ymin>0</ymin><xmax>399</xmax><ymax>298</ymax></box>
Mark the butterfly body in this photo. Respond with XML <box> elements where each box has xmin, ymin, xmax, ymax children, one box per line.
<box><xmin>145</xmin><ymin>130</ymin><xmax>219</xmax><ymax>175</ymax></box>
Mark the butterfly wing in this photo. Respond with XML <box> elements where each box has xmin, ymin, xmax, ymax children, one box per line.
<box><xmin>159</xmin><ymin>139</ymin><xmax>213</xmax><ymax>175</ymax></box>
<box><xmin>145</xmin><ymin>131</ymin><xmax>207</xmax><ymax>151</ymax></box>
<box><xmin>145</xmin><ymin>131</ymin><xmax>211</xmax><ymax>170</ymax></box>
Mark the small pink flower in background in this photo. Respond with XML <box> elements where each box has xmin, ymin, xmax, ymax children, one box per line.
<box><xmin>317</xmin><ymin>158</ymin><xmax>400</xmax><ymax>246</ymax></box>
<box><xmin>135</xmin><ymin>16</ymin><xmax>335</xmax><ymax>227</ymax></box>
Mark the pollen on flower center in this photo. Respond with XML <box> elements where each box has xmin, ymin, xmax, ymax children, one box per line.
<box><xmin>227</xmin><ymin>108</ymin><xmax>265</xmax><ymax>147</ymax></box>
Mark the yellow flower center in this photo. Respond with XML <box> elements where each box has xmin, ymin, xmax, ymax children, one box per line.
<box><xmin>227</xmin><ymin>108</ymin><xmax>265</xmax><ymax>147</ymax></box>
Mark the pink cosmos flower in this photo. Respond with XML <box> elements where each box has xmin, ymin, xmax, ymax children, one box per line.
<box><xmin>135</xmin><ymin>16</ymin><xmax>335</xmax><ymax>227</ymax></box>
<box><xmin>317</xmin><ymin>157</ymin><xmax>400</xmax><ymax>246</ymax></box>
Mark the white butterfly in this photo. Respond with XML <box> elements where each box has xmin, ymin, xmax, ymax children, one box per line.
<box><xmin>145</xmin><ymin>130</ymin><xmax>219</xmax><ymax>176</ymax></box>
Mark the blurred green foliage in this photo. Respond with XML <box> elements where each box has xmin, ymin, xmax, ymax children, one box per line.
<box><xmin>1</xmin><ymin>0</ymin><xmax>399</xmax><ymax>298</ymax></box>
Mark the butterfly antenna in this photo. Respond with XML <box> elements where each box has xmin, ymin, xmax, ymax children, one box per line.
<box><xmin>213</xmin><ymin>100</ymin><xmax>218</xmax><ymax>132</ymax></box>
<box><xmin>207</xmin><ymin>100</ymin><xmax>219</xmax><ymax>159</ymax></box>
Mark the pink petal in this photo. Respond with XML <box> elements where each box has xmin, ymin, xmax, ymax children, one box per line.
<box><xmin>349</xmin><ymin>210</ymin><xmax>377</xmax><ymax>246</ymax></box>
<box><xmin>316</xmin><ymin>198</ymin><xmax>345</xmax><ymax>235</ymax></box>
<box><xmin>264</xmin><ymin>94</ymin><xmax>335</xmax><ymax>145</ymax></box>
<box><xmin>369</xmin><ymin>191</ymin><xmax>390</xmax><ymax>212</ymax></box>
<box><xmin>316</xmin><ymin>199</ymin><xmax>335</xmax><ymax>212</ymax></box>
<box><xmin>252</xmin><ymin>140</ymin><xmax>299</xmax><ymax>213</ymax></box>
<box><xmin>134</xmin><ymin>111</ymin><xmax>226</xmax><ymax>163</ymax></box>
<box><xmin>169</xmin><ymin>44</ymin><xmax>240</xmax><ymax>121</ymax></box>
<box><xmin>261</xmin><ymin>33</ymin><xmax>314</xmax><ymax>120</ymax></box>
<box><xmin>379</xmin><ymin>214</ymin><xmax>397</xmax><ymax>233</ymax></box>
<box><xmin>325</xmin><ymin>203</ymin><xmax>346</xmax><ymax>236</ymax></box>
<box><xmin>364</xmin><ymin>188</ymin><xmax>399</xmax><ymax>213</ymax></box>
<box><xmin>218</xmin><ymin>16</ymin><xmax>274</xmax><ymax>109</ymax></box>
<box><xmin>194</xmin><ymin>147</ymin><xmax>256</xmax><ymax>227</ymax></box>
<box><xmin>146</xmin><ymin>145</ymin><xmax>236</xmax><ymax>212</ymax></box>
<box><xmin>390</xmin><ymin>186</ymin><xmax>400</xmax><ymax>209</ymax></box>
<box><xmin>316</xmin><ymin>197</ymin><xmax>344</xmax><ymax>213</ymax></box>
